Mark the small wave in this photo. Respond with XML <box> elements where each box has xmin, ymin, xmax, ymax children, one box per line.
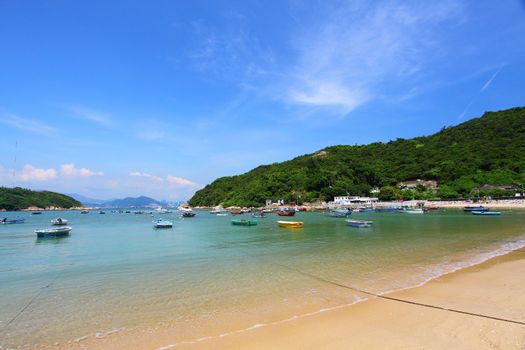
<box><xmin>155</xmin><ymin>296</ymin><xmax>367</xmax><ymax>350</ymax></box>
<box><xmin>95</xmin><ymin>327</ymin><xmax>125</xmax><ymax>339</ymax></box>
<box><xmin>377</xmin><ymin>238</ymin><xmax>525</xmax><ymax>296</ymax></box>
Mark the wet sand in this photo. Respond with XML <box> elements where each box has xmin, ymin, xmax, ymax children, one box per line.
<box><xmin>63</xmin><ymin>250</ymin><xmax>525</xmax><ymax>350</ymax></box>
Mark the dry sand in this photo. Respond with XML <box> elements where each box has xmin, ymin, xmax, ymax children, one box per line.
<box><xmin>64</xmin><ymin>250</ymin><xmax>525</xmax><ymax>350</ymax></box>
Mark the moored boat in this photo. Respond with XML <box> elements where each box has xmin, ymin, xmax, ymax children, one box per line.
<box><xmin>356</xmin><ymin>207</ymin><xmax>375</xmax><ymax>213</ymax></box>
<box><xmin>375</xmin><ymin>206</ymin><xmax>401</xmax><ymax>212</ymax></box>
<box><xmin>329</xmin><ymin>208</ymin><xmax>352</xmax><ymax>217</ymax></box>
<box><xmin>1</xmin><ymin>218</ymin><xmax>25</xmax><ymax>224</ymax></box>
<box><xmin>35</xmin><ymin>226</ymin><xmax>72</xmax><ymax>238</ymax></box>
<box><xmin>182</xmin><ymin>211</ymin><xmax>196</xmax><ymax>217</ymax></box>
<box><xmin>399</xmin><ymin>208</ymin><xmax>425</xmax><ymax>214</ymax></box>
<box><xmin>210</xmin><ymin>206</ymin><xmax>227</xmax><ymax>214</ymax></box>
<box><xmin>51</xmin><ymin>218</ymin><xmax>68</xmax><ymax>225</ymax></box>
<box><xmin>153</xmin><ymin>219</ymin><xmax>173</xmax><ymax>228</ymax></box>
<box><xmin>346</xmin><ymin>219</ymin><xmax>373</xmax><ymax>228</ymax></box>
<box><xmin>276</xmin><ymin>209</ymin><xmax>295</xmax><ymax>216</ymax></box>
<box><xmin>231</xmin><ymin>219</ymin><xmax>258</xmax><ymax>226</ymax></box>
<box><xmin>463</xmin><ymin>206</ymin><xmax>488</xmax><ymax>212</ymax></box>
<box><xmin>277</xmin><ymin>220</ymin><xmax>304</xmax><ymax>228</ymax></box>
<box><xmin>471</xmin><ymin>211</ymin><xmax>501</xmax><ymax>216</ymax></box>
<box><xmin>251</xmin><ymin>212</ymin><xmax>265</xmax><ymax>218</ymax></box>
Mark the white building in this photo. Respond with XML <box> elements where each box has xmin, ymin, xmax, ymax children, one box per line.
<box><xmin>332</xmin><ymin>196</ymin><xmax>378</xmax><ymax>205</ymax></box>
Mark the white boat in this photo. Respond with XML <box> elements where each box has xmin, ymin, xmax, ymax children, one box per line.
<box><xmin>155</xmin><ymin>207</ymin><xmax>172</xmax><ymax>214</ymax></box>
<box><xmin>210</xmin><ymin>206</ymin><xmax>227</xmax><ymax>214</ymax></box>
<box><xmin>346</xmin><ymin>219</ymin><xmax>373</xmax><ymax>228</ymax></box>
<box><xmin>35</xmin><ymin>226</ymin><xmax>72</xmax><ymax>238</ymax></box>
<box><xmin>399</xmin><ymin>208</ymin><xmax>425</xmax><ymax>214</ymax></box>
<box><xmin>51</xmin><ymin>218</ymin><xmax>68</xmax><ymax>225</ymax></box>
<box><xmin>153</xmin><ymin>219</ymin><xmax>173</xmax><ymax>228</ymax></box>
<box><xmin>329</xmin><ymin>208</ymin><xmax>352</xmax><ymax>217</ymax></box>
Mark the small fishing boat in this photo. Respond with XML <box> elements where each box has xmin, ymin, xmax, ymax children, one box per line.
<box><xmin>357</xmin><ymin>207</ymin><xmax>375</xmax><ymax>213</ymax></box>
<box><xmin>99</xmin><ymin>210</ymin><xmax>106</xmax><ymax>214</ymax></box>
<box><xmin>277</xmin><ymin>220</ymin><xmax>304</xmax><ymax>228</ymax></box>
<box><xmin>463</xmin><ymin>206</ymin><xmax>488</xmax><ymax>212</ymax></box>
<box><xmin>182</xmin><ymin>211</ymin><xmax>196</xmax><ymax>218</ymax></box>
<box><xmin>51</xmin><ymin>218</ymin><xmax>68</xmax><ymax>225</ymax></box>
<box><xmin>210</xmin><ymin>206</ymin><xmax>227</xmax><ymax>214</ymax></box>
<box><xmin>251</xmin><ymin>212</ymin><xmax>265</xmax><ymax>218</ymax></box>
<box><xmin>471</xmin><ymin>211</ymin><xmax>501</xmax><ymax>216</ymax></box>
<box><xmin>346</xmin><ymin>219</ymin><xmax>373</xmax><ymax>228</ymax></box>
<box><xmin>35</xmin><ymin>226</ymin><xmax>72</xmax><ymax>238</ymax></box>
<box><xmin>375</xmin><ymin>207</ymin><xmax>401</xmax><ymax>212</ymax></box>
<box><xmin>81</xmin><ymin>210</ymin><xmax>89</xmax><ymax>214</ymax></box>
<box><xmin>217</xmin><ymin>213</ymin><xmax>229</xmax><ymax>216</ymax></box>
<box><xmin>153</xmin><ymin>219</ymin><xmax>173</xmax><ymax>228</ymax></box>
<box><xmin>1</xmin><ymin>218</ymin><xmax>25</xmax><ymax>224</ymax></box>
<box><xmin>230</xmin><ymin>210</ymin><xmax>244</xmax><ymax>215</ymax></box>
<box><xmin>329</xmin><ymin>208</ymin><xmax>351</xmax><ymax>217</ymax></box>
<box><xmin>276</xmin><ymin>209</ymin><xmax>295</xmax><ymax>217</ymax></box>
<box><xmin>231</xmin><ymin>219</ymin><xmax>258</xmax><ymax>226</ymax></box>
<box><xmin>31</xmin><ymin>211</ymin><xmax>42</xmax><ymax>215</ymax></box>
<box><xmin>399</xmin><ymin>208</ymin><xmax>425</xmax><ymax>214</ymax></box>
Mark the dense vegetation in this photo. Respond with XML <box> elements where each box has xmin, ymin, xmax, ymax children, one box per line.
<box><xmin>189</xmin><ymin>107</ymin><xmax>525</xmax><ymax>207</ymax></box>
<box><xmin>0</xmin><ymin>187</ymin><xmax>81</xmax><ymax>210</ymax></box>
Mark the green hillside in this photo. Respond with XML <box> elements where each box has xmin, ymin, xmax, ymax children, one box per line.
<box><xmin>189</xmin><ymin>107</ymin><xmax>525</xmax><ymax>207</ymax></box>
<box><xmin>0</xmin><ymin>187</ymin><xmax>82</xmax><ymax>210</ymax></box>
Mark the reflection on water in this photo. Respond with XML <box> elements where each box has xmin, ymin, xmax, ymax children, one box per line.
<box><xmin>0</xmin><ymin>209</ymin><xmax>524</xmax><ymax>347</ymax></box>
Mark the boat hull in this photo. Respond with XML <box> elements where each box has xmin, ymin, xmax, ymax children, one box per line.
<box><xmin>471</xmin><ymin>211</ymin><xmax>501</xmax><ymax>216</ymax></box>
<box><xmin>277</xmin><ymin>221</ymin><xmax>304</xmax><ymax>228</ymax></box>
<box><xmin>346</xmin><ymin>219</ymin><xmax>373</xmax><ymax>228</ymax></box>
<box><xmin>463</xmin><ymin>206</ymin><xmax>488</xmax><ymax>212</ymax></box>
<box><xmin>35</xmin><ymin>227</ymin><xmax>72</xmax><ymax>238</ymax></box>
<box><xmin>231</xmin><ymin>220</ymin><xmax>258</xmax><ymax>226</ymax></box>
<box><xmin>276</xmin><ymin>211</ymin><xmax>295</xmax><ymax>216</ymax></box>
<box><xmin>1</xmin><ymin>218</ymin><xmax>25</xmax><ymax>224</ymax></box>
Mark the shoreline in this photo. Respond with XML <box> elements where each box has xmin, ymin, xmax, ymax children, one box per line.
<box><xmin>53</xmin><ymin>243</ymin><xmax>525</xmax><ymax>350</ymax></box>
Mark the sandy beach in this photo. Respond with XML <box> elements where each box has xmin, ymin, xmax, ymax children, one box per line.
<box><xmin>61</xmin><ymin>249</ymin><xmax>525</xmax><ymax>350</ymax></box>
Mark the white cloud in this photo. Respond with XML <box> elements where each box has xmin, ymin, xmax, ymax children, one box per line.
<box><xmin>129</xmin><ymin>172</ymin><xmax>198</xmax><ymax>187</ymax></box>
<box><xmin>129</xmin><ymin>172</ymin><xmax>164</xmax><ymax>182</ymax></box>
<box><xmin>166</xmin><ymin>175</ymin><xmax>198</xmax><ymax>187</ymax></box>
<box><xmin>61</xmin><ymin>164</ymin><xmax>104</xmax><ymax>177</ymax></box>
<box><xmin>18</xmin><ymin>164</ymin><xmax>57</xmax><ymax>181</ymax></box>
<box><xmin>284</xmin><ymin>0</ymin><xmax>465</xmax><ymax>115</ymax></box>
<box><xmin>0</xmin><ymin>114</ymin><xmax>57</xmax><ymax>136</ymax></box>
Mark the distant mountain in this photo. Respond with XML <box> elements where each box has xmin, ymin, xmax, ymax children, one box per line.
<box><xmin>103</xmin><ymin>196</ymin><xmax>163</xmax><ymax>208</ymax></box>
<box><xmin>66</xmin><ymin>193</ymin><xmax>107</xmax><ymax>207</ymax></box>
<box><xmin>0</xmin><ymin>187</ymin><xmax>81</xmax><ymax>210</ymax></box>
<box><xmin>189</xmin><ymin>106</ymin><xmax>525</xmax><ymax>206</ymax></box>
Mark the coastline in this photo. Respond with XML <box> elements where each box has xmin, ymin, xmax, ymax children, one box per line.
<box><xmin>56</xmin><ymin>245</ymin><xmax>525</xmax><ymax>350</ymax></box>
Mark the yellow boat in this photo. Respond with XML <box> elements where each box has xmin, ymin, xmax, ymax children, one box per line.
<box><xmin>277</xmin><ymin>220</ymin><xmax>304</xmax><ymax>228</ymax></box>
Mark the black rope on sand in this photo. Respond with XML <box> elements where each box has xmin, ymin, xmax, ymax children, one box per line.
<box><xmin>0</xmin><ymin>263</ymin><xmax>73</xmax><ymax>335</ymax></box>
<box><xmin>275</xmin><ymin>263</ymin><xmax>525</xmax><ymax>326</ymax></box>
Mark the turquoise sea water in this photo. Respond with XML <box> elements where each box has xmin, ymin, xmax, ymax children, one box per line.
<box><xmin>1</xmin><ymin>209</ymin><xmax>525</xmax><ymax>348</ymax></box>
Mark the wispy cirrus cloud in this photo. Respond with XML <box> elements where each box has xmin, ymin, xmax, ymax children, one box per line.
<box><xmin>129</xmin><ymin>172</ymin><xmax>164</xmax><ymax>182</ymax></box>
<box><xmin>284</xmin><ymin>0</ymin><xmax>466</xmax><ymax>116</ymax></box>
<box><xmin>130</xmin><ymin>171</ymin><xmax>199</xmax><ymax>187</ymax></box>
<box><xmin>63</xmin><ymin>105</ymin><xmax>114</xmax><ymax>127</ymax></box>
<box><xmin>458</xmin><ymin>65</ymin><xmax>505</xmax><ymax>119</ymax></box>
<box><xmin>0</xmin><ymin>113</ymin><xmax>57</xmax><ymax>136</ymax></box>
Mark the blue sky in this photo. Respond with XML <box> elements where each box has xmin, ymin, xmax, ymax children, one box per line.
<box><xmin>1</xmin><ymin>0</ymin><xmax>524</xmax><ymax>201</ymax></box>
